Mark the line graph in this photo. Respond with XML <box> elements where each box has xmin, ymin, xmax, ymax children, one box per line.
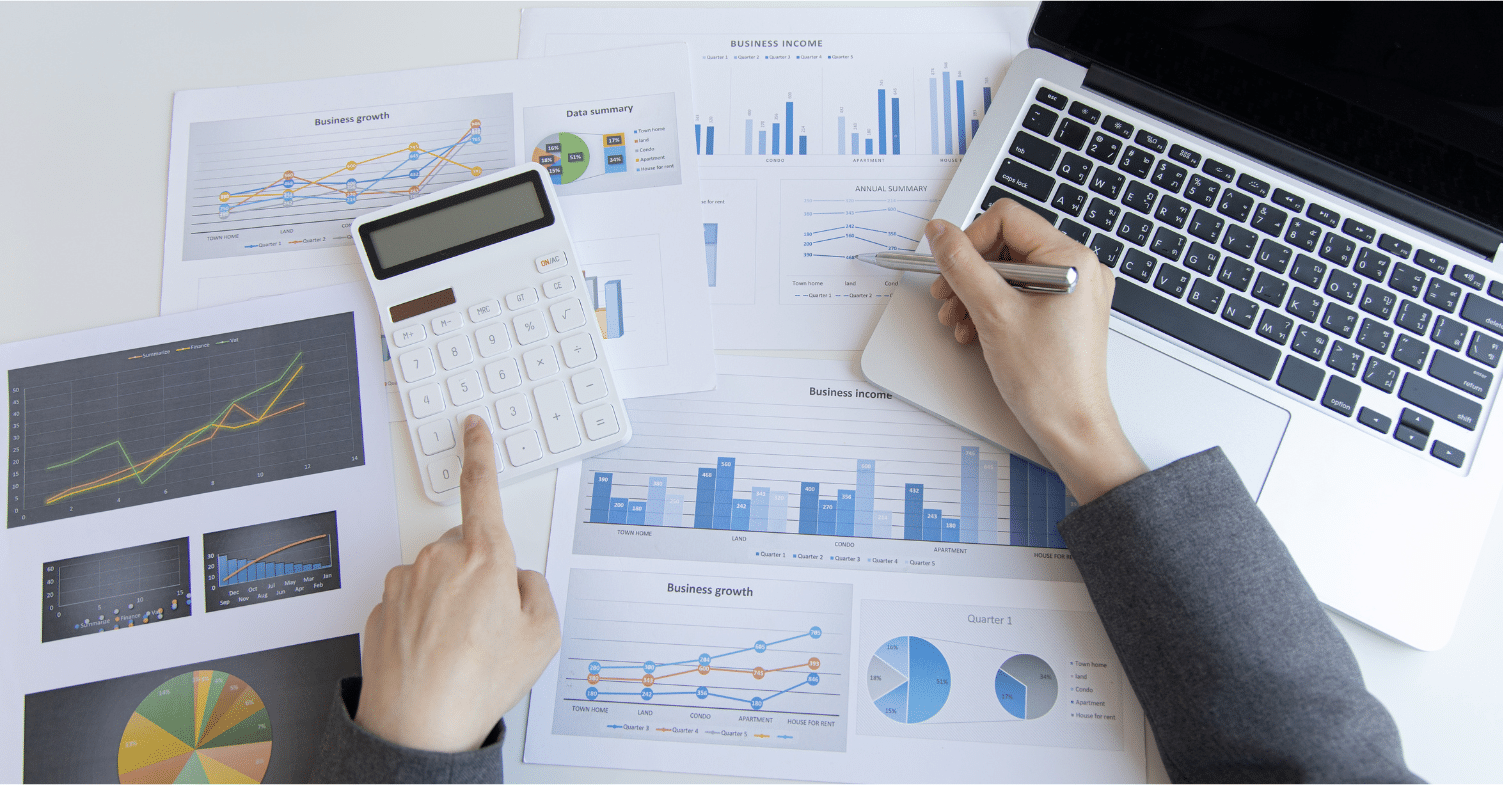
<box><xmin>550</xmin><ymin>570</ymin><xmax>851</xmax><ymax>752</ymax></box>
<box><xmin>204</xmin><ymin>511</ymin><xmax>341</xmax><ymax>612</ymax></box>
<box><xmin>779</xmin><ymin>179</ymin><xmax>942</xmax><ymax>304</ymax></box>
<box><xmin>9</xmin><ymin>314</ymin><xmax>365</xmax><ymax>528</ymax></box>
<box><xmin>182</xmin><ymin>94</ymin><xmax>514</xmax><ymax>261</ymax></box>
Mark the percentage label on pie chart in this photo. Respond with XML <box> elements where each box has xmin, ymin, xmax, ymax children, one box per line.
<box><xmin>994</xmin><ymin>653</ymin><xmax>1059</xmax><ymax>720</ymax></box>
<box><xmin>868</xmin><ymin>636</ymin><xmax>950</xmax><ymax>723</ymax></box>
<box><xmin>532</xmin><ymin>132</ymin><xmax>590</xmax><ymax>184</ymax></box>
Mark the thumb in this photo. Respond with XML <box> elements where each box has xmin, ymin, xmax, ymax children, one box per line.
<box><xmin>926</xmin><ymin>219</ymin><xmax>1015</xmax><ymax>321</ymax></box>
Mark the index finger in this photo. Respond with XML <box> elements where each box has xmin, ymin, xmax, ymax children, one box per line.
<box><xmin>991</xmin><ymin>199</ymin><xmax>1086</xmax><ymax>265</ymax></box>
<box><xmin>458</xmin><ymin>415</ymin><xmax>516</xmax><ymax>563</ymax></box>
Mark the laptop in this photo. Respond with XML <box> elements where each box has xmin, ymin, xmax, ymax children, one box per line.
<box><xmin>863</xmin><ymin>2</ymin><xmax>1503</xmax><ymax>650</ymax></box>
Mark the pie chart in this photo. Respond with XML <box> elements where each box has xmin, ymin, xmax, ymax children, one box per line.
<box><xmin>532</xmin><ymin>132</ymin><xmax>590</xmax><ymax>184</ymax></box>
<box><xmin>994</xmin><ymin>654</ymin><xmax>1059</xmax><ymax>720</ymax></box>
<box><xmin>117</xmin><ymin>670</ymin><xmax>272</xmax><ymax>784</ymax></box>
<box><xmin>868</xmin><ymin>636</ymin><xmax>951</xmax><ymax>723</ymax></box>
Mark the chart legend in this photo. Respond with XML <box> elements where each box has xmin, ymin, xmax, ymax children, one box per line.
<box><xmin>41</xmin><ymin>539</ymin><xmax>192</xmax><ymax>643</ymax></box>
<box><xmin>203</xmin><ymin>512</ymin><xmax>341</xmax><ymax>612</ymax></box>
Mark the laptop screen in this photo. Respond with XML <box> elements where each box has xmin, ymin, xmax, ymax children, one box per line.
<box><xmin>1031</xmin><ymin>2</ymin><xmax>1503</xmax><ymax>249</ymax></box>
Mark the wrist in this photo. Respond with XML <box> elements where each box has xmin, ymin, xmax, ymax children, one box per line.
<box><xmin>1029</xmin><ymin>404</ymin><xmax>1147</xmax><ymax>506</ymax></box>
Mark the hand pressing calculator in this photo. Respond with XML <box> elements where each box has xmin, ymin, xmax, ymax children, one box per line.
<box><xmin>351</xmin><ymin>163</ymin><xmax>631</xmax><ymax>504</ymax></box>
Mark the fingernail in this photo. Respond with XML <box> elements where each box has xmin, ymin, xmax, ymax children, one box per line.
<box><xmin>465</xmin><ymin>414</ymin><xmax>482</xmax><ymax>430</ymax></box>
<box><xmin>925</xmin><ymin>219</ymin><xmax>946</xmax><ymax>244</ymax></box>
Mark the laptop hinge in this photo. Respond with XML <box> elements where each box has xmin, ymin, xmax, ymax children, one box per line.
<box><xmin>1083</xmin><ymin>64</ymin><xmax>1503</xmax><ymax>262</ymax></box>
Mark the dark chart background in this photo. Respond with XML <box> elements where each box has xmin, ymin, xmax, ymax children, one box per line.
<box><xmin>8</xmin><ymin>313</ymin><xmax>365</xmax><ymax>528</ymax></box>
<box><xmin>41</xmin><ymin>537</ymin><xmax>193</xmax><ymax>643</ymax></box>
<box><xmin>23</xmin><ymin>634</ymin><xmax>361</xmax><ymax>783</ymax></box>
<box><xmin>204</xmin><ymin>511</ymin><xmax>341</xmax><ymax>613</ymax></box>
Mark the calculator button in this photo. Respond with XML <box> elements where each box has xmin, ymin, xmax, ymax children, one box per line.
<box><xmin>436</xmin><ymin>335</ymin><xmax>474</xmax><ymax>370</ymax></box>
<box><xmin>507</xmin><ymin>287</ymin><xmax>540</xmax><ymax>310</ymax></box>
<box><xmin>392</xmin><ymin>324</ymin><xmax>426</xmax><ymax>348</ymax></box>
<box><xmin>495</xmin><ymin>393</ymin><xmax>532</xmax><ymax>430</ymax></box>
<box><xmin>549</xmin><ymin>298</ymin><xmax>588</xmax><ymax>333</ymax></box>
<box><xmin>468</xmin><ymin>299</ymin><xmax>503</xmax><ymax>323</ymax></box>
<box><xmin>535</xmin><ymin>250</ymin><xmax>568</xmax><ymax>273</ymax></box>
<box><xmin>428</xmin><ymin>456</ymin><xmax>462</xmax><ymax>493</ymax></box>
<box><xmin>432</xmin><ymin>312</ymin><xmax>463</xmax><ymax>335</ymax></box>
<box><xmin>571</xmin><ymin>368</ymin><xmax>608</xmax><ymax>403</ymax></box>
<box><xmin>409</xmin><ymin>383</ymin><xmax>446</xmax><ymax>419</ymax></box>
<box><xmin>475</xmin><ymin>323</ymin><xmax>511</xmax><ymax>358</ymax></box>
<box><xmin>543</xmin><ymin>275</ymin><xmax>576</xmax><ymax>298</ymax></box>
<box><xmin>560</xmin><ymin>332</ymin><xmax>597</xmax><ymax>368</ymax></box>
<box><xmin>416</xmin><ymin>419</ymin><xmax>456</xmax><ymax>456</ymax></box>
<box><xmin>398</xmin><ymin>348</ymin><xmax>437</xmax><ymax>382</ymax></box>
<box><xmin>446</xmin><ymin>370</ymin><xmax>484</xmax><ymax>406</ymax></box>
<box><xmin>484</xmin><ymin>358</ymin><xmax>522</xmax><ymax>393</ymax></box>
<box><xmin>582</xmin><ymin>403</ymin><xmax>621</xmax><ymax>441</ymax></box>
<box><xmin>534</xmin><ymin>381</ymin><xmax>582</xmax><ymax>453</ymax></box>
<box><xmin>523</xmin><ymin>346</ymin><xmax>560</xmax><ymax>380</ymax></box>
<box><xmin>505</xmin><ymin>429</ymin><xmax>544</xmax><ymax>466</ymax></box>
<box><xmin>513</xmin><ymin>311</ymin><xmax>549</xmax><ymax>345</ymax></box>
<box><xmin>456</xmin><ymin>406</ymin><xmax>493</xmax><ymax>434</ymax></box>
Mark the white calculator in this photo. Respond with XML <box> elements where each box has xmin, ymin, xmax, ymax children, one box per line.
<box><xmin>351</xmin><ymin>163</ymin><xmax>631</xmax><ymax>504</ymax></box>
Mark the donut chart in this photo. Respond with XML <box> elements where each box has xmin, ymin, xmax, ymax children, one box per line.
<box><xmin>994</xmin><ymin>654</ymin><xmax>1058</xmax><ymax>720</ymax></box>
<box><xmin>532</xmin><ymin>132</ymin><xmax>590</xmax><ymax>184</ymax></box>
<box><xmin>868</xmin><ymin>636</ymin><xmax>951</xmax><ymax>723</ymax></box>
<box><xmin>117</xmin><ymin>670</ymin><xmax>272</xmax><ymax>784</ymax></box>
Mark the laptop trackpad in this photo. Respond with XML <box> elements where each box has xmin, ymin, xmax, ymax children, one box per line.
<box><xmin>1107</xmin><ymin>329</ymin><xmax>1289</xmax><ymax>499</ymax></box>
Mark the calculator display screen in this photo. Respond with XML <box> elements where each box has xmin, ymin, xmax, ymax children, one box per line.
<box><xmin>363</xmin><ymin>177</ymin><xmax>550</xmax><ymax>275</ymax></box>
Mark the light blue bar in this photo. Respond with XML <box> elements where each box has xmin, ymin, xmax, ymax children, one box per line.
<box><xmin>851</xmin><ymin>132</ymin><xmax>859</xmax><ymax>154</ymax></box>
<box><xmin>838</xmin><ymin>116</ymin><xmax>846</xmax><ymax>154</ymax></box>
<box><xmin>703</xmin><ymin>224</ymin><xmax>718</xmax><ymax>287</ymax></box>
<box><xmin>961</xmin><ymin>447</ymin><xmax>979</xmax><ymax>542</ymax></box>
<box><xmin>878</xmin><ymin>88</ymin><xmax>887</xmax><ymax>155</ymax></box>
<box><xmin>665</xmin><ymin>494</ymin><xmax>685</xmax><ymax>527</ymax></box>
<box><xmin>745</xmin><ymin>118</ymin><xmax>753</xmax><ymax>155</ymax></box>
<box><xmin>856</xmin><ymin>459</ymin><xmax>875</xmax><ymax>535</ymax></box>
<box><xmin>759</xmin><ymin>130</ymin><xmax>767</xmax><ymax>155</ymax></box>
<box><xmin>943</xmin><ymin>72</ymin><xmax>953</xmax><ymax>154</ymax></box>
<box><xmin>773</xmin><ymin>123</ymin><xmax>781</xmax><ymax>154</ymax></box>
<box><xmin>770</xmin><ymin>490</ymin><xmax>789</xmax><ymax>533</ymax></box>
<box><xmin>604</xmin><ymin>280</ymin><xmax>624</xmax><ymax>338</ymax></box>
<box><xmin>980</xmin><ymin>459</ymin><xmax>998</xmax><ymax>544</ymax></box>
<box><xmin>646</xmin><ymin>477</ymin><xmax>667</xmax><ymax>526</ymax></box>
<box><xmin>930</xmin><ymin>77</ymin><xmax>939</xmax><ymax>154</ymax></box>
<box><xmin>875</xmin><ymin>510</ymin><xmax>893</xmax><ymax>539</ymax></box>
<box><xmin>751</xmin><ymin>487</ymin><xmax>770</xmax><ymax>532</ymax></box>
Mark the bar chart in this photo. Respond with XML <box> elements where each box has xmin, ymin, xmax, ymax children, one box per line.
<box><xmin>203</xmin><ymin>511</ymin><xmax>341</xmax><ymax>612</ymax></box>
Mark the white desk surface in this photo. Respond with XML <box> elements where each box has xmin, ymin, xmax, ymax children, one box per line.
<box><xmin>4</xmin><ymin>3</ymin><xmax>1501</xmax><ymax>782</ymax></box>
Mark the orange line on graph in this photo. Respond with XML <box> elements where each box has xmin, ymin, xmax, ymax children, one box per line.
<box><xmin>220</xmin><ymin>534</ymin><xmax>329</xmax><ymax>582</ymax></box>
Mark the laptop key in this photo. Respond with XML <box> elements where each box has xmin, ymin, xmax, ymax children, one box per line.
<box><xmin>1431</xmin><ymin>441</ymin><xmax>1465</xmax><ymax>468</ymax></box>
<box><xmin>1358</xmin><ymin>407</ymin><xmax>1391</xmax><ymax>433</ymax></box>
<box><xmin>1089</xmin><ymin>234</ymin><xmax>1124</xmax><ymax>267</ymax></box>
<box><xmin>1319</xmin><ymin>232</ymin><xmax>1357</xmax><ymax>267</ymax></box>
<box><xmin>1183</xmin><ymin>175</ymin><xmax>1221</xmax><ymax>208</ymax></box>
<box><xmin>1324</xmin><ymin>269</ymin><xmax>1362</xmax><ymax>304</ymax></box>
<box><xmin>1393</xmin><ymin>334</ymin><xmax>1429</xmax><ymax>370</ymax></box>
<box><xmin>1395</xmin><ymin>300</ymin><xmax>1433</xmax><ymax>335</ymax></box>
<box><xmin>1342</xmin><ymin>217</ymin><xmax>1377</xmax><ymax>243</ymax></box>
<box><xmin>1151</xmin><ymin>160</ymin><xmax>1187</xmax><ymax>193</ymax></box>
<box><xmin>1102</xmin><ymin>115</ymin><xmax>1133</xmax><ymax>139</ymax></box>
<box><xmin>1378</xmin><ymin>234</ymin><xmax>1413</xmax><ymax>258</ymax></box>
<box><xmin>1036</xmin><ymin>87</ymin><xmax>1068</xmax><ymax>110</ymax></box>
<box><xmin>1058</xmin><ymin>218</ymin><xmax>1091</xmax><ymax>245</ymax></box>
<box><xmin>1217</xmin><ymin>189</ymin><xmax>1254</xmax><ymax>222</ymax></box>
<box><xmin>1086</xmin><ymin>132</ymin><xmax>1122</xmax><ymax>165</ymax></box>
<box><xmin>1272</xmin><ymin>188</ymin><xmax>1306</xmax><ymax>212</ymax></box>
<box><xmin>1111</xmin><ymin>279</ymin><xmax>1280</xmax><ymax>379</ymax></box>
<box><xmin>1010</xmin><ymin>131</ymin><xmax>1061</xmax><ymax>170</ymax></box>
<box><xmin>1153</xmin><ymin>265</ymin><xmax>1191</xmax><ymax>298</ymax></box>
<box><xmin>1221</xmin><ymin>225</ymin><xmax>1258</xmax><ymax>258</ymax></box>
<box><xmin>1057</xmin><ymin>151</ymin><xmax>1092</xmax><ymax>185</ymax></box>
<box><xmin>1413</xmin><ymin>249</ymin><xmax>1449</xmax><ymax>275</ymax></box>
<box><xmin>1183</xmin><ymin>242</ymin><xmax>1221</xmax><ymax>277</ymax></box>
<box><xmin>1202</xmin><ymin>158</ymin><xmax>1235</xmax><ymax>182</ymax></box>
<box><xmin>1429</xmin><ymin>350</ymin><xmax>1493</xmax><ymax>399</ymax></box>
<box><xmin>1461</xmin><ymin>293</ymin><xmax>1503</xmax><ymax>336</ymax></box>
<box><xmin>1222</xmin><ymin>294</ymin><xmax>1259</xmax><ymax>329</ymax></box>
<box><xmin>1468</xmin><ymin>332</ymin><xmax>1502</xmax><ymax>368</ymax></box>
<box><xmin>1236</xmin><ymin>173</ymin><xmax>1270</xmax><ymax>198</ymax></box>
<box><xmin>1118</xmin><ymin>146</ymin><xmax>1155</xmax><ymax>179</ymax></box>
<box><xmin>1285</xmin><ymin>286</ymin><xmax>1323</xmax><ymax>323</ymax></box>
<box><xmin>1250</xmin><ymin>203</ymin><xmax>1288</xmax><ymax>236</ymax></box>
<box><xmin>1023</xmin><ymin>105</ymin><xmax>1059</xmax><ymax>136</ymax></box>
<box><xmin>1117</xmin><ymin>213</ymin><xmax>1153</xmax><ymax>246</ymax></box>
<box><xmin>1134</xmin><ymin>129</ymin><xmax>1167</xmax><ymax>154</ymax></box>
<box><xmin>1054</xmin><ymin>118</ymin><xmax>1091</xmax><ymax>150</ymax></box>
<box><xmin>1150</xmin><ymin>227</ymin><xmax>1187</xmax><ymax>261</ymax></box>
<box><xmin>1290</xmin><ymin>254</ymin><xmax>1327</xmax><ymax>289</ymax></box>
<box><xmin>1050</xmin><ymin>183</ymin><xmax>1087</xmax><ymax>216</ymax></box>
<box><xmin>1358</xmin><ymin>284</ymin><xmax>1396</xmax><ymax>320</ymax></box>
<box><xmin>1120</xmin><ymin>248</ymin><xmax>1157</xmax><ymax>283</ymax></box>
<box><xmin>1083</xmin><ymin>198</ymin><xmax>1120</xmax><ymax>231</ymax></box>
<box><xmin>1327</xmin><ymin>341</ymin><xmax>1364</xmax><ymax>377</ymax></box>
<box><xmin>1431</xmin><ymin>316</ymin><xmax>1467</xmax><ymax>353</ymax></box>
<box><xmin>1188</xmin><ymin>278</ymin><xmax>1224</xmax><ymax>313</ymax></box>
<box><xmin>1356</xmin><ymin>318</ymin><xmax>1394</xmax><ymax>353</ymax></box>
<box><xmin>1322</xmin><ymin>376</ymin><xmax>1361</xmax><ymax>417</ymax></box>
<box><xmin>995</xmin><ymin>159</ymin><xmax>1055</xmax><ymax>202</ymax></box>
<box><xmin>1256</xmin><ymin>311</ymin><xmax>1294</xmax><ymax>345</ymax></box>
<box><xmin>1363</xmin><ymin>358</ymin><xmax>1400</xmax><ymax>393</ymax></box>
<box><xmin>1388</xmin><ymin>262</ymin><xmax>1426</xmax><ymax>298</ymax></box>
<box><xmin>1292</xmin><ymin>326</ymin><xmax>1330</xmax><ymax>361</ymax></box>
<box><xmin>981</xmin><ymin>186</ymin><xmax>1008</xmax><ymax>211</ymax></box>
<box><xmin>1490</xmin><ymin>281</ymin><xmax>1503</xmax><ymax>301</ymax></box>
<box><xmin>992</xmin><ymin>185</ymin><xmax>1059</xmax><ymax>224</ymax></box>
<box><xmin>1168</xmin><ymin>144</ymin><xmax>1201</xmax><ymax>168</ymax></box>
<box><xmin>1399</xmin><ymin>373</ymin><xmax>1481</xmax><ymax>430</ymax></box>
<box><xmin>1089</xmin><ymin>168</ymin><xmax>1125</xmax><ymax>199</ymax></box>
<box><xmin>1277</xmin><ymin>355</ymin><xmax>1325</xmax><ymax>400</ymax></box>
<box><xmin>1068</xmin><ymin>100</ymin><xmax>1101</xmax><ymax>124</ymax></box>
<box><xmin>1217</xmin><ymin>258</ymin><xmax>1254</xmax><ymax>291</ymax></box>
<box><xmin>1284</xmin><ymin>217</ymin><xmax>1322</xmax><ymax>252</ymax></box>
<box><xmin>1155</xmin><ymin>196</ymin><xmax>1191</xmax><ymax>229</ymax></box>
<box><xmin>1256</xmin><ymin>239</ymin><xmax>1292</xmax><ymax>274</ymax></box>
<box><xmin>1450</xmin><ymin>265</ymin><xmax>1484</xmax><ymax>290</ymax></box>
<box><xmin>1353</xmin><ymin>247</ymin><xmax>1392</xmax><ymax>283</ymax></box>
<box><xmin>1251</xmin><ymin>272</ymin><xmax>1288</xmax><ymax>307</ymax></box>
<box><xmin>1187</xmin><ymin>209</ymin><xmax>1224</xmax><ymax>243</ymax></box>
<box><xmin>1400</xmin><ymin>408</ymin><xmax>1434</xmax><ymax>436</ymax></box>
<box><xmin>1122</xmin><ymin>180</ymin><xmax>1158</xmax><ymax>214</ymax></box>
<box><xmin>1424</xmin><ymin>278</ymin><xmax>1461</xmax><ymax>313</ymax></box>
<box><xmin>1322</xmin><ymin>303</ymin><xmax>1358</xmax><ymax>338</ymax></box>
<box><xmin>1306</xmin><ymin>202</ymin><xmax>1340</xmax><ymax>228</ymax></box>
<box><xmin>1394</xmin><ymin>423</ymin><xmax>1427</xmax><ymax>449</ymax></box>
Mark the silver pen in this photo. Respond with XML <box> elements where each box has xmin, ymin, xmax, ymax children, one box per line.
<box><xmin>855</xmin><ymin>251</ymin><xmax>1077</xmax><ymax>294</ymax></box>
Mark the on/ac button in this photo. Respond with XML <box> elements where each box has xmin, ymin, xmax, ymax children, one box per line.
<box><xmin>535</xmin><ymin>250</ymin><xmax>568</xmax><ymax>273</ymax></box>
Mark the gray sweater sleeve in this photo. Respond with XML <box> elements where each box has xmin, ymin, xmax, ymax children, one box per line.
<box><xmin>309</xmin><ymin>677</ymin><xmax>504</xmax><ymax>783</ymax></box>
<box><xmin>1057</xmin><ymin>447</ymin><xmax>1421</xmax><ymax>784</ymax></box>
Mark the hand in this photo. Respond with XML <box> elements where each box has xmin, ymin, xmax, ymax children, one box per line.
<box><xmin>355</xmin><ymin>416</ymin><xmax>561</xmax><ymax>752</ymax></box>
<box><xmin>927</xmin><ymin>199</ymin><xmax>1147</xmax><ymax>504</ymax></box>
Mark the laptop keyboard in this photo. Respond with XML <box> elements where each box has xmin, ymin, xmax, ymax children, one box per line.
<box><xmin>970</xmin><ymin>83</ymin><xmax>1501</xmax><ymax>472</ymax></box>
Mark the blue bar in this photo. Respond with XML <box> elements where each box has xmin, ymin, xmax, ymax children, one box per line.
<box><xmin>603</xmin><ymin>138</ymin><xmax>626</xmax><ymax>174</ymax></box>
<box><xmin>943</xmin><ymin>72</ymin><xmax>953</xmax><ymax>154</ymax></box>
<box><xmin>694</xmin><ymin>467</ymin><xmax>717</xmax><ymax>529</ymax></box>
<box><xmin>923</xmin><ymin>509</ymin><xmax>942</xmax><ymax>542</ymax></box>
<box><xmin>759</xmin><ymin>130</ymin><xmax>767</xmax><ymax>155</ymax></box>
<box><xmin>838</xmin><ymin>116</ymin><xmax>846</xmax><ymax>154</ymax></box>
<box><xmin>1028</xmin><ymin>462</ymin><xmax>1047</xmax><ymax>547</ymax></box>
<box><xmin>731</xmin><ymin>498</ymin><xmax>751</xmax><ymax>531</ymax></box>
<box><xmin>609</xmin><ymin>497</ymin><xmax>629</xmax><ymax>525</ymax></box>
<box><xmin>971</xmin><ymin>119</ymin><xmax>979</xmax><ymax>145</ymax></box>
<box><xmin>751</xmin><ymin>487</ymin><xmax>770</xmax><ymax>532</ymax></box>
<box><xmin>983</xmin><ymin>86</ymin><xmax>992</xmax><ymax>112</ymax></box>
<box><xmin>865</xmin><ymin>138</ymin><xmax>873</xmax><ymax>155</ymax></box>
<box><xmin>799</xmin><ymin>136</ymin><xmax>806</xmax><ymax>155</ymax></box>
<box><xmin>745</xmin><ymin>118</ymin><xmax>753</xmax><ymax>155</ymax></box>
<box><xmin>1010</xmin><ymin>455</ymin><xmax>1029</xmax><ymax>545</ymax></box>
<box><xmin>930</xmin><ymin>77</ymin><xmax>940</xmax><ymax>154</ymax></box>
<box><xmin>706</xmin><ymin>126</ymin><xmax>715</xmax><ymax>155</ymax></box>
<box><xmin>836</xmin><ymin>489</ymin><xmax>855</xmax><ymax>536</ymax></box>
<box><xmin>818</xmin><ymin>499</ymin><xmax>837</xmax><ymax>536</ymax></box>
<box><xmin>956</xmin><ymin>79</ymin><xmax>967</xmax><ymax>155</ymax></box>
<box><xmin>590</xmin><ymin>472</ymin><xmax>613</xmax><ymax>523</ymax></box>
<box><xmin>904</xmin><ymin>484</ymin><xmax>924</xmax><ymax>540</ymax></box>
<box><xmin>961</xmin><ymin>447</ymin><xmax>979</xmax><ymax>542</ymax></box>
<box><xmin>892</xmin><ymin>97</ymin><xmax>901</xmax><ymax>154</ymax></box>
<box><xmin>786</xmin><ymin>102</ymin><xmax>794</xmax><ymax>158</ymax></box>
<box><xmin>703</xmin><ymin>223</ymin><xmax>718</xmax><ymax>287</ymax></box>
<box><xmin>1046</xmin><ymin>472</ymin><xmax>1068</xmax><ymax>548</ymax></box>
<box><xmin>627</xmin><ymin>501</ymin><xmax>647</xmax><ymax>526</ymax></box>
<box><xmin>851</xmin><ymin>132</ymin><xmax>859</xmax><ymax>154</ymax></box>
<box><xmin>713</xmin><ymin>457</ymin><xmax>736</xmax><ymax>530</ymax></box>
<box><xmin>647</xmin><ymin>477</ymin><xmax>667</xmax><ymax>526</ymax></box>
<box><xmin>799</xmin><ymin>482</ymin><xmax>820</xmax><ymax>534</ymax></box>
<box><xmin>942</xmin><ymin>517</ymin><xmax>961</xmax><ymax>543</ymax></box>
<box><xmin>878</xmin><ymin>88</ymin><xmax>887</xmax><ymax>155</ymax></box>
<box><xmin>773</xmin><ymin>123</ymin><xmax>781</xmax><ymax>154</ymax></box>
<box><xmin>604</xmin><ymin>280</ymin><xmax>624</xmax><ymax>338</ymax></box>
<box><xmin>855</xmin><ymin>460</ymin><xmax>875</xmax><ymax>536</ymax></box>
<box><xmin>217</xmin><ymin>555</ymin><xmax>226</xmax><ymax>584</ymax></box>
<box><xmin>695</xmin><ymin>124</ymin><xmax>701</xmax><ymax>155</ymax></box>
